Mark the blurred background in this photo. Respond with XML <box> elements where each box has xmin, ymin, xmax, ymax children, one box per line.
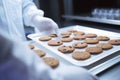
<box><xmin>25</xmin><ymin>0</ymin><xmax>120</xmax><ymax>36</ymax></box>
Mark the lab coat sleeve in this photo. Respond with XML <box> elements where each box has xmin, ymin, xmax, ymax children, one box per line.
<box><xmin>0</xmin><ymin>32</ymin><xmax>63</xmax><ymax>80</ymax></box>
<box><xmin>22</xmin><ymin>0</ymin><xmax>44</xmax><ymax>27</ymax></box>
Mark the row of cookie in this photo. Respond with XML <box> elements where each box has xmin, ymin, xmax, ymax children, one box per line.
<box><xmin>62</xmin><ymin>35</ymin><xmax>111</xmax><ymax>41</ymax></box>
<box><xmin>58</xmin><ymin>44</ymin><xmax>111</xmax><ymax>60</ymax></box>
<box><xmin>58</xmin><ymin>40</ymin><xmax>120</xmax><ymax>60</ymax></box>
<box><xmin>58</xmin><ymin>42</ymin><xmax>113</xmax><ymax>53</ymax></box>
<box><xmin>58</xmin><ymin>39</ymin><xmax>120</xmax><ymax>61</ymax></box>
<box><xmin>46</xmin><ymin>38</ymin><xmax>120</xmax><ymax>48</ymax></box>
<box><xmin>49</xmin><ymin>29</ymin><xmax>84</xmax><ymax>38</ymax></box>
<box><xmin>38</xmin><ymin>29</ymin><xmax>109</xmax><ymax>41</ymax></box>
<box><xmin>28</xmin><ymin>44</ymin><xmax>59</xmax><ymax>68</ymax></box>
<box><xmin>48</xmin><ymin>39</ymin><xmax>120</xmax><ymax>61</ymax></box>
<box><xmin>57</xmin><ymin>36</ymin><xmax>110</xmax><ymax>43</ymax></box>
<box><xmin>58</xmin><ymin>39</ymin><xmax>120</xmax><ymax>52</ymax></box>
<box><xmin>38</xmin><ymin>28</ymin><xmax>113</xmax><ymax>42</ymax></box>
<box><xmin>60</xmin><ymin>30</ymin><xmax>105</xmax><ymax>39</ymax></box>
<box><xmin>39</xmin><ymin>35</ymin><xmax>110</xmax><ymax>43</ymax></box>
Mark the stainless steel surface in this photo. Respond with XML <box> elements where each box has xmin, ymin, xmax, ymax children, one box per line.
<box><xmin>89</xmin><ymin>51</ymin><xmax>120</xmax><ymax>75</ymax></box>
<box><xmin>98</xmin><ymin>62</ymin><xmax>120</xmax><ymax>80</ymax></box>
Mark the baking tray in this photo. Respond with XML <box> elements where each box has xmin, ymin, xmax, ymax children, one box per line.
<box><xmin>28</xmin><ymin>25</ymin><xmax>120</xmax><ymax>66</ymax></box>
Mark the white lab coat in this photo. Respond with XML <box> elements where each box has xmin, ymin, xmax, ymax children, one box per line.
<box><xmin>0</xmin><ymin>0</ymin><xmax>44</xmax><ymax>40</ymax></box>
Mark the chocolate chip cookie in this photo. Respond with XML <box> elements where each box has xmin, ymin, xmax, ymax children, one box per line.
<box><xmin>96</xmin><ymin>43</ymin><xmax>113</xmax><ymax>50</ymax></box>
<box><xmin>73</xmin><ymin>35</ymin><xmax>86</xmax><ymax>40</ymax></box>
<box><xmin>73</xmin><ymin>31</ymin><xmax>85</xmax><ymax>36</ymax></box>
<box><xmin>96</xmin><ymin>36</ymin><xmax>110</xmax><ymax>41</ymax></box>
<box><xmin>43</xmin><ymin>57</ymin><xmax>59</xmax><ymax>68</ymax></box>
<box><xmin>39</xmin><ymin>36</ymin><xmax>52</xmax><ymax>41</ymax></box>
<box><xmin>61</xmin><ymin>37</ymin><xmax>73</xmax><ymax>42</ymax></box>
<box><xmin>84</xmin><ymin>39</ymin><xmax>99</xmax><ymax>44</ymax></box>
<box><xmin>72</xmin><ymin>51</ymin><xmax>91</xmax><ymax>60</ymax></box>
<box><xmin>108</xmin><ymin>39</ymin><xmax>120</xmax><ymax>45</ymax></box>
<box><xmin>73</xmin><ymin>42</ymin><xmax>88</xmax><ymax>48</ymax></box>
<box><xmin>86</xmin><ymin>46</ymin><xmax>103</xmax><ymax>54</ymax></box>
<box><xmin>49</xmin><ymin>34</ymin><xmax>57</xmax><ymax>38</ymax></box>
<box><xmin>61</xmin><ymin>34</ymin><xmax>70</xmax><ymax>38</ymax></box>
<box><xmin>85</xmin><ymin>33</ymin><xmax>97</xmax><ymax>38</ymax></box>
<box><xmin>58</xmin><ymin>45</ymin><xmax>75</xmax><ymax>53</ymax></box>
<box><xmin>33</xmin><ymin>49</ymin><xmax>46</xmax><ymax>57</ymax></box>
<box><xmin>48</xmin><ymin>40</ymin><xmax>63</xmax><ymax>46</ymax></box>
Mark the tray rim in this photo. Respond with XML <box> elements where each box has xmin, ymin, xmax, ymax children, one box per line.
<box><xmin>27</xmin><ymin>25</ymin><xmax>120</xmax><ymax>66</ymax></box>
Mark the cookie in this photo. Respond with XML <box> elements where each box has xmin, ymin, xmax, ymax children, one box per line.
<box><xmin>86</xmin><ymin>47</ymin><xmax>103</xmax><ymax>54</ymax></box>
<box><xmin>48</xmin><ymin>40</ymin><xmax>63</xmax><ymax>46</ymax></box>
<box><xmin>61</xmin><ymin>34</ymin><xmax>70</xmax><ymax>38</ymax></box>
<box><xmin>73</xmin><ymin>35</ymin><xmax>86</xmax><ymax>40</ymax></box>
<box><xmin>49</xmin><ymin>34</ymin><xmax>57</xmax><ymax>38</ymax></box>
<box><xmin>96</xmin><ymin>36</ymin><xmax>110</xmax><ymax>41</ymax></box>
<box><xmin>73</xmin><ymin>42</ymin><xmax>88</xmax><ymax>48</ymax></box>
<box><xmin>85</xmin><ymin>33</ymin><xmax>97</xmax><ymax>38</ymax></box>
<box><xmin>108</xmin><ymin>39</ymin><xmax>120</xmax><ymax>45</ymax></box>
<box><xmin>61</xmin><ymin>31</ymin><xmax>71</xmax><ymax>36</ymax></box>
<box><xmin>58</xmin><ymin>45</ymin><xmax>75</xmax><ymax>53</ymax></box>
<box><xmin>72</xmin><ymin>51</ymin><xmax>91</xmax><ymax>60</ymax></box>
<box><xmin>61</xmin><ymin>37</ymin><xmax>73</xmax><ymax>42</ymax></box>
<box><xmin>33</xmin><ymin>49</ymin><xmax>46</xmax><ymax>57</ymax></box>
<box><xmin>84</xmin><ymin>39</ymin><xmax>99</xmax><ymax>44</ymax></box>
<box><xmin>67</xmin><ymin>29</ymin><xmax>78</xmax><ymax>33</ymax></box>
<box><xmin>28</xmin><ymin>44</ymin><xmax>35</xmax><ymax>49</ymax></box>
<box><xmin>43</xmin><ymin>57</ymin><xmax>59</xmax><ymax>68</ymax></box>
<box><xmin>73</xmin><ymin>31</ymin><xmax>85</xmax><ymax>36</ymax></box>
<box><xmin>96</xmin><ymin>43</ymin><xmax>113</xmax><ymax>50</ymax></box>
<box><xmin>39</xmin><ymin>36</ymin><xmax>52</xmax><ymax>41</ymax></box>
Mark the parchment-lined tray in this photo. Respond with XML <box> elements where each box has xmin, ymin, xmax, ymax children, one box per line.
<box><xmin>28</xmin><ymin>25</ymin><xmax>120</xmax><ymax>66</ymax></box>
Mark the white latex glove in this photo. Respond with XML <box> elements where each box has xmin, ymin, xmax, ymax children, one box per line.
<box><xmin>32</xmin><ymin>15</ymin><xmax>58</xmax><ymax>32</ymax></box>
<box><xmin>55</xmin><ymin>66</ymin><xmax>99</xmax><ymax>80</ymax></box>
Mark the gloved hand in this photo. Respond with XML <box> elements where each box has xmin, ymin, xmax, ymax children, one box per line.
<box><xmin>32</xmin><ymin>15</ymin><xmax>58</xmax><ymax>32</ymax></box>
<box><xmin>55</xmin><ymin>65</ymin><xmax>99</xmax><ymax>80</ymax></box>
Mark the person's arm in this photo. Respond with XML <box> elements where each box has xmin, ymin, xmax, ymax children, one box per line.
<box><xmin>22</xmin><ymin>0</ymin><xmax>44</xmax><ymax>26</ymax></box>
<box><xmin>22</xmin><ymin>0</ymin><xmax>58</xmax><ymax>32</ymax></box>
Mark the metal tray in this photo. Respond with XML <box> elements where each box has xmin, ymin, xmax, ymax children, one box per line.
<box><xmin>28</xmin><ymin>25</ymin><xmax>120</xmax><ymax>66</ymax></box>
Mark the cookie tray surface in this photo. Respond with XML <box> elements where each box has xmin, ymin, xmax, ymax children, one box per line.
<box><xmin>28</xmin><ymin>25</ymin><xmax>120</xmax><ymax>66</ymax></box>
